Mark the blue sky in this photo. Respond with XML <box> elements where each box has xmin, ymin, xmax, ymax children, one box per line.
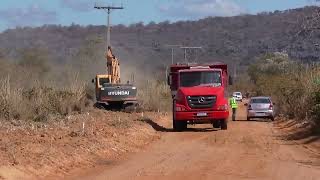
<box><xmin>0</xmin><ymin>0</ymin><xmax>316</xmax><ymax>31</ymax></box>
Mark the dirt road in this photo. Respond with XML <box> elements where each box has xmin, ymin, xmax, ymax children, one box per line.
<box><xmin>71</xmin><ymin>104</ymin><xmax>320</xmax><ymax>180</ymax></box>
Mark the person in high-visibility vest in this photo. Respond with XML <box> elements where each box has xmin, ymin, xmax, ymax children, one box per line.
<box><xmin>229</xmin><ymin>95</ymin><xmax>238</xmax><ymax>121</ymax></box>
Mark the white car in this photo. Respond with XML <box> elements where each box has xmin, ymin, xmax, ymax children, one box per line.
<box><xmin>232</xmin><ymin>92</ymin><xmax>243</xmax><ymax>102</ymax></box>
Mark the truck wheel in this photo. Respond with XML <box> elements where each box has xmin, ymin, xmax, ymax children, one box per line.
<box><xmin>271</xmin><ymin>117</ymin><xmax>275</xmax><ymax>121</ymax></box>
<box><xmin>220</xmin><ymin>119</ymin><xmax>228</xmax><ymax>130</ymax></box>
<box><xmin>212</xmin><ymin>121</ymin><xmax>221</xmax><ymax>128</ymax></box>
<box><xmin>173</xmin><ymin>120</ymin><xmax>187</xmax><ymax>132</ymax></box>
<box><xmin>172</xmin><ymin>100</ymin><xmax>186</xmax><ymax>131</ymax></box>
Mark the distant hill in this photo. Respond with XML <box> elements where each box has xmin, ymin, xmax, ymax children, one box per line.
<box><xmin>1</xmin><ymin>6</ymin><xmax>320</xmax><ymax>78</ymax></box>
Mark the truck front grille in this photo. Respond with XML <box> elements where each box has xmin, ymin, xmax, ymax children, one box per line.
<box><xmin>187</xmin><ymin>96</ymin><xmax>216</xmax><ymax>109</ymax></box>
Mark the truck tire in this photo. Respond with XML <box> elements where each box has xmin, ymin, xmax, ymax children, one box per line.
<box><xmin>212</xmin><ymin>121</ymin><xmax>221</xmax><ymax>128</ymax></box>
<box><xmin>172</xmin><ymin>100</ymin><xmax>187</xmax><ymax>132</ymax></box>
<box><xmin>173</xmin><ymin>120</ymin><xmax>187</xmax><ymax>132</ymax></box>
<box><xmin>220</xmin><ymin>119</ymin><xmax>228</xmax><ymax>130</ymax></box>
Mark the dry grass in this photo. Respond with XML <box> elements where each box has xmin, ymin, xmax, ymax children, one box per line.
<box><xmin>0</xmin><ymin>76</ymin><xmax>24</xmax><ymax>120</ymax></box>
<box><xmin>138</xmin><ymin>79</ymin><xmax>171</xmax><ymax>112</ymax></box>
<box><xmin>0</xmin><ymin>47</ymin><xmax>172</xmax><ymax>123</ymax></box>
<box><xmin>0</xmin><ymin>74</ymin><xmax>91</xmax><ymax>122</ymax></box>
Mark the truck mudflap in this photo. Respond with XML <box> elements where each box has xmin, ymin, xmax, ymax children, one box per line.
<box><xmin>175</xmin><ymin>111</ymin><xmax>229</xmax><ymax>121</ymax></box>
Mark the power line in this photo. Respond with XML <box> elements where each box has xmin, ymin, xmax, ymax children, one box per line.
<box><xmin>180</xmin><ymin>46</ymin><xmax>202</xmax><ymax>62</ymax></box>
<box><xmin>164</xmin><ymin>44</ymin><xmax>182</xmax><ymax>64</ymax></box>
<box><xmin>94</xmin><ymin>3</ymin><xmax>124</xmax><ymax>49</ymax></box>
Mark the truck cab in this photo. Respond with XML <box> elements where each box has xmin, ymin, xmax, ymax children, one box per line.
<box><xmin>168</xmin><ymin>63</ymin><xmax>231</xmax><ymax>131</ymax></box>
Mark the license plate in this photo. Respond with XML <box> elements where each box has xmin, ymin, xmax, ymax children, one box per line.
<box><xmin>256</xmin><ymin>113</ymin><xmax>266</xmax><ymax>116</ymax></box>
<box><xmin>197</xmin><ymin>112</ymin><xmax>207</xmax><ymax>117</ymax></box>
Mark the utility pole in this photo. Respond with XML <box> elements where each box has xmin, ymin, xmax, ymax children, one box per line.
<box><xmin>165</xmin><ymin>44</ymin><xmax>181</xmax><ymax>64</ymax></box>
<box><xmin>94</xmin><ymin>3</ymin><xmax>124</xmax><ymax>49</ymax></box>
<box><xmin>180</xmin><ymin>46</ymin><xmax>202</xmax><ymax>62</ymax></box>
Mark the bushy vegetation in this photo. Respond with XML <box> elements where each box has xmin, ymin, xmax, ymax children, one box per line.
<box><xmin>0</xmin><ymin>76</ymin><xmax>90</xmax><ymax>121</ymax></box>
<box><xmin>247</xmin><ymin>52</ymin><xmax>320</xmax><ymax>127</ymax></box>
<box><xmin>0</xmin><ymin>42</ymin><xmax>171</xmax><ymax>122</ymax></box>
<box><xmin>138</xmin><ymin>79</ymin><xmax>171</xmax><ymax>112</ymax></box>
<box><xmin>0</xmin><ymin>48</ymin><xmax>92</xmax><ymax>122</ymax></box>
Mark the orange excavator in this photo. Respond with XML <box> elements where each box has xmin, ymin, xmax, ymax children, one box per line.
<box><xmin>106</xmin><ymin>46</ymin><xmax>120</xmax><ymax>84</ymax></box>
<box><xmin>92</xmin><ymin>4</ymin><xmax>137</xmax><ymax>110</ymax></box>
<box><xmin>92</xmin><ymin>46</ymin><xmax>138</xmax><ymax>110</ymax></box>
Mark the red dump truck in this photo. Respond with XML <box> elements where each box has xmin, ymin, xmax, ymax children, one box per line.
<box><xmin>167</xmin><ymin>63</ymin><xmax>232</xmax><ymax>131</ymax></box>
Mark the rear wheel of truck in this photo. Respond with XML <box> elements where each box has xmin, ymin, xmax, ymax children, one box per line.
<box><xmin>220</xmin><ymin>119</ymin><xmax>228</xmax><ymax>130</ymax></box>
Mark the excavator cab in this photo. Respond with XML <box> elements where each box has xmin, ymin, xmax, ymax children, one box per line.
<box><xmin>93</xmin><ymin>75</ymin><xmax>111</xmax><ymax>87</ymax></box>
<box><xmin>93</xmin><ymin>74</ymin><xmax>111</xmax><ymax>99</ymax></box>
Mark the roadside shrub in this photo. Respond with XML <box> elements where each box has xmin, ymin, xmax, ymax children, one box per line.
<box><xmin>310</xmin><ymin>68</ymin><xmax>320</xmax><ymax>126</ymax></box>
<box><xmin>248</xmin><ymin>52</ymin><xmax>320</xmax><ymax>127</ymax></box>
<box><xmin>312</xmin><ymin>90</ymin><xmax>320</xmax><ymax>125</ymax></box>
<box><xmin>138</xmin><ymin>79</ymin><xmax>171</xmax><ymax>112</ymax></box>
<box><xmin>0</xmin><ymin>75</ymin><xmax>90</xmax><ymax>122</ymax></box>
<box><xmin>0</xmin><ymin>76</ymin><xmax>24</xmax><ymax>120</ymax></box>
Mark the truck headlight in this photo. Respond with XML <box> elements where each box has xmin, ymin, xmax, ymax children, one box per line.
<box><xmin>176</xmin><ymin>106</ymin><xmax>186</xmax><ymax>112</ymax></box>
<box><xmin>217</xmin><ymin>104</ymin><xmax>228</xmax><ymax>111</ymax></box>
<box><xmin>132</xmin><ymin>87</ymin><xmax>137</xmax><ymax>90</ymax></box>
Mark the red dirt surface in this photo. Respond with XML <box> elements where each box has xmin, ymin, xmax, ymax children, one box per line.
<box><xmin>1</xmin><ymin>103</ymin><xmax>319</xmax><ymax>180</ymax></box>
<box><xmin>70</xmin><ymin>103</ymin><xmax>320</xmax><ymax>180</ymax></box>
<box><xmin>0</xmin><ymin>110</ymin><xmax>166</xmax><ymax>179</ymax></box>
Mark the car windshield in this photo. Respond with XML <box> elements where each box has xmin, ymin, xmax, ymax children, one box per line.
<box><xmin>251</xmin><ymin>98</ymin><xmax>271</xmax><ymax>104</ymax></box>
<box><xmin>180</xmin><ymin>71</ymin><xmax>222</xmax><ymax>87</ymax></box>
<box><xmin>235</xmin><ymin>92</ymin><xmax>241</xmax><ymax>95</ymax></box>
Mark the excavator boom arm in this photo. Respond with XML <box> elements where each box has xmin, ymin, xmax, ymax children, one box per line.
<box><xmin>106</xmin><ymin>46</ymin><xmax>121</xmax><ymax>84</ymax></box>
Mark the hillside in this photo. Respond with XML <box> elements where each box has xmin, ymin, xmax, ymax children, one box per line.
<box><xmin>1</xmin><ymin>6</ymin><xmax>320</xmax><ymax>79</ymax></box>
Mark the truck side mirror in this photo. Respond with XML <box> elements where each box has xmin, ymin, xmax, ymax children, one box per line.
<box><xmin>229</xmin><ymin>76</ymin><xmax>233</xmax><ymax>86</ymax></box>
<box><xmin>91</xmin><ymin>79</ymin><xmax>95</xmax><ymax>83</ymax></box>
<box><xmin>167</xmin><ymin>75</ymin><xmax>171</xmax><ymax>85</ymax></box>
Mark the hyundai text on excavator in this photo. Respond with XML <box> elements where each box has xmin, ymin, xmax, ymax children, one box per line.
<box><xmin>167</xmin><ymin>63</ymin><xmax>232</xmax><ymax>131</ymax></box>
<box><xmin>92</xmin><ymin>46</ymin><xmax>138</xmax><ymax>110</ymax></box>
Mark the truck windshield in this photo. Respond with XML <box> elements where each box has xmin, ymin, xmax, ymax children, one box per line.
<box><xmin>180</xmin><ymin>71</ymin><xmax>222</xmax><ymax>87</ymax></box>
